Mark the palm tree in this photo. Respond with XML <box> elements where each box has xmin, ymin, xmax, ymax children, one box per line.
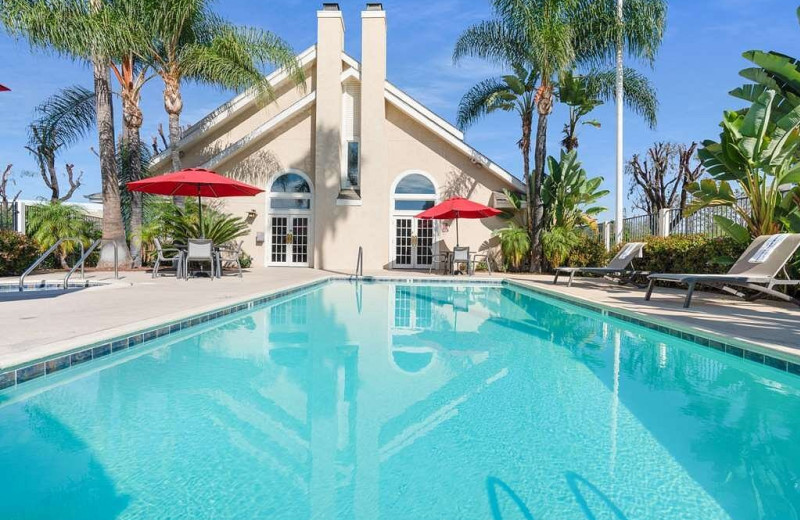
<box><xmin>558</xmin><ymin>67</ymin><xmax>656</xmax><ymax>151</ymax></box>
<box><xmin>129</xmin><ymin>0</ymin><xmax>304</xmax><ymax>198</ymax></box>
<box><xmin>26</xmin><ymin>202</ymin><xmax>95</xmax><ymax>269</ymax></box>
<box><xmin>457</xmin><ymin>63</ymin><xmax>538</xmax><ymax>238</ymax></box>
<box><xmin>1</xmin><ymin>0</ymin><xmax>132</xmax><ymax>267</ymax></box>
<box><xmin>454</xmin><ymin>0</ymin><xmax>665</xmax><ymax>271</ymax></box>
<box><xmin>557</xmin><ymin>70</ymin><xmax>602</xmax><ymax>152</ymax></box>
<box><xmin>116</xmin><ymin>57</ymin><xmax>150</xmax><ymax>267</ymax></box>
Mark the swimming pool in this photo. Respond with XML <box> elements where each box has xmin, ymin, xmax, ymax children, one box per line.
<box><xmin>1</xmin><ymin>280</ymin><xmax>798</xmax><ymax>519</ymax></box>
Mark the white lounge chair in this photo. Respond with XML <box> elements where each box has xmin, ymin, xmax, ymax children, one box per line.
<box><xmin>645</xmin><ymin>233</ymin><xmax>800</xmax><ymax>308</ymax></box>
<box><xmin>553</xmin><ymin>242</ymin><xmax>646</xmax><ymax>287</ymax></box>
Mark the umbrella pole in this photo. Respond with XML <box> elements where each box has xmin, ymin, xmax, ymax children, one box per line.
<box><xmin>197</xmin><ymin>190</ymin><xmax>203</xmax><ymax>238</ymax></box>
<box><xmin>455</xmin><ymin>217</ymin><xmax>459</xmax><ymax>247</ymax></box>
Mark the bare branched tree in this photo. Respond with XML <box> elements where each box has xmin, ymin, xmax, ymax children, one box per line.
<box><xmin>1</xmin><ymin>163</ymin><xmax>21</xmax><ymax>209</ymax></box>
<box><xmin>25</xmin><ymin>126</ymin><xmax>83</xmax><ymax>202</ymax></box>
<box><xmin>627</xmin><ymin>142</ymin><xmax>704</xmax><ymax>216</ymax></box>
<box><xmin>150</xmin><ymin>123</ymin><xmax>169</xmax><ymax>155</ymax></box>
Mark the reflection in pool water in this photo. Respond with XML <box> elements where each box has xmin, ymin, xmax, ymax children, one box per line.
<box><xmin>0</xmin><ymin>281</ymin><xmax>799</xmax><ymax>519</ymax></box>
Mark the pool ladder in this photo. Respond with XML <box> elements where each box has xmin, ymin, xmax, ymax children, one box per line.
<box><xmin>352</xmin><ymin>246</ymin><xmax>363</xmax><ymax>280</ymax></box>
<box><xmin>19</xmin><ymin>238</ymin><xmax>119</xmax><ymax>291</ymax></box>
<box><xmin>64</xmin><ymin>239</ymin><xmax>119</xmax><ymax>288</ymax></box>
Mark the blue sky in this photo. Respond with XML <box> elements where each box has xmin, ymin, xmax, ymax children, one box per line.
<box><xmin>1</xmin><ymin>0</ymin><xmax>798</xmax><ymax>219</ymax></box>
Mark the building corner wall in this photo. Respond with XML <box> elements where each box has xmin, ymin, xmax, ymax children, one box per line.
<box><xmin>359</xmin><ymin>7</ymin><xmax>389</xmax><ymax>271</ymax></box>
<box><xmin>313</xmin><ymin>7</ymin><xmax>344</xmax><ymax>270</ymax></box>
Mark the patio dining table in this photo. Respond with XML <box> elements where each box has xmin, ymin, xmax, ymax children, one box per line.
<box><xmin>435</xmin><ymin>249</ymin><xmax>487</xmax><ymax>276</ymax></box>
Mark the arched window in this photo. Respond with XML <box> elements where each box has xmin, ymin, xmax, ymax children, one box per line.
<box><xmin>392</xmin><ymin>173</ymin><xmax>437</xmax><ymax>212</ymax></box>
<box><xmin>269</xmin><ymin>172</ymin><xmax>312</xmax><ymax>211</ymax></box>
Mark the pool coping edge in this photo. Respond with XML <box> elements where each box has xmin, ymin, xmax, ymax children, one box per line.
<box><xmin>504</xmin><ymin>278</ymin><xmax>800</xmax><ymax>376</ymax></box>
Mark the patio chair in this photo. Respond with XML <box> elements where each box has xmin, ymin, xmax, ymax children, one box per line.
<box><xmin>429</xmin><ymin>247</ymin><xmax>450</xmax><ymax>275</ymax></box>
<box><xmin>185</xmin><ymin>239</ymin><xmax>216</xmax><ymax>280</ymax></box>
<box><xmin>218</xmin><ymin>240</ymin><xmax>244</xmax><ymax>278</ymax></box>
<box><xmin>452</xmin><ymin>246</ymin><xmax>471</xmax><ymax>275</ymax></box>
<box><xmin>152</xmin><ymin>237</ymin><xmax>184</xmax><ymax>279</ymax></box>
<box><xmin>645</xmin><ymin>233</ymin><xmax>800</xmax><ymax>308</ymax></box>
<box><xmin>470</xmin><ymin>251</ymin><xmax>492</xmax><ymax>275</ymax></box>
<box><xmin>553</xmin><ymin>242</ymin><xmax>646</xmax><ymax>287</ymax></box>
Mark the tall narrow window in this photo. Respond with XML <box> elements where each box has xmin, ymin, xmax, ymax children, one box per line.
<box><xmin>342</xmin><ymin>78</ymin><xmax>361</xmax><ymax>190</ymax></box>
<box><xmin>347</xmin><ymin>141</ymin><xmax>360</xmax><ymax>188</ymax></box>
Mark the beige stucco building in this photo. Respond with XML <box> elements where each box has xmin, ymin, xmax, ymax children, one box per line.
<box><xmin>150</xmin><ymin>3</ymin><xmax>525</xmax><ymax>272</ymax></box>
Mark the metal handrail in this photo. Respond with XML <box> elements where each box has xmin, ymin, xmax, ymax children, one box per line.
<box><xmin>19</xmin><ymin>237</ymin><xmax>84</xmax><ymax>291</ymax></box>
<box><xmin>353</xmin><ymin>246</ymin><xmax>363</xmax><ymax>279</ymax></box>
<box><xmin>64</xmin><ymin>239</ymin><xmax>120</xmax><ymax>288</ymax></box>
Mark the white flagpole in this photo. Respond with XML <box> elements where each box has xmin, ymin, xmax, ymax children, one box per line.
<box><xmin>615</xmin><ymin>0</ymin><xmax>624</xmax><ymax>244</ymax></box>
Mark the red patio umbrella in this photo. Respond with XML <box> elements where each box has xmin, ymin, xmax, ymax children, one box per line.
<box><xmin>416</xmin><ymin>197</ymin><xmax>501</xmax><ymax>246</ymax></box>
<box><xmin>126</xmin><ymin>168</ymin><xmax>264</xmax><ymax>236</ymax></box>
<box><xmin>0</xmin><ymin>84</ymin><xmax>10</xmax><ymax>92</ymax></box>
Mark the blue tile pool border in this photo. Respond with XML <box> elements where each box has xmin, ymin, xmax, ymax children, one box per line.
<box><xmin>0</xmin><ymin>280</ymin><xmax>108</xmax><ymax>293</ymax></box>
<box><xmin>503</xmin><ymin>278</ymin><xmax>800</xmax><ymax>377</ymax></box>
<box><xmin>0</xmin><ymin>277</ymin><xmax>332</xmax><ymax>392</ymax></box>
<box><xmin>1</xmin><ymin>275</ymin><xmax>798</xmax><ymax>393</ymax></box>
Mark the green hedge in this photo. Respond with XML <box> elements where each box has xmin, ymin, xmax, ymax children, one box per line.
<box><xmin>557</xmin><ymin>233</ymin><xmax>746</xmax><ymax>275</ymax></box>
<box><xmin>0</xmin><ymin>230</ymin><xmax>41</xmax><ymax>276</ymax></box>
<box><xmin>562</xmin><ymin>234</ymin><xmax>609</xmax><ymax>268</ymax></box>
<box><xmin>635</xmin><ymin>234</ymin><xmax>746</xmax><ymax>274</ymax></box>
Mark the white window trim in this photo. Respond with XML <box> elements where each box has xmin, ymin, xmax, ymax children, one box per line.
<box><xmin>389</xmin><ymin>171</ymin><xmax>440</xmax><ymax>268</ymax></box>
<box><xmin>266</xmin><ymin>170</ymin><xmax>314</xmax><ymax>268</ymax></box>
<box><xmin>341</xmin><ymin>138</ymin><xmax>361</xmax><ymax>190</ymax></box>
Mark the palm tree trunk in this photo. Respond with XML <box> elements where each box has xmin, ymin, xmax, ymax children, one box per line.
<box><xmin>122</xmin><ymin>86</ymin><xmax>144</xmax><ymax>268</ymax></box>
<box><xmin>530</xmin><ymin>111</ymin><xmax>547</xmax><ymax>273</ymax></box>
<box><xmin>164</xmin><ymin>74</ymin><xmax>185</xmax><ymax>207</ymax></box>
<box><xmin>94</xmin><ymin>56</ymin><xmax>131</xmax><ymax>268</ymax></box>
<box><xmin>57</xmin><ymin>248</ymin><xmax>69</xmax><ymax>270</ymax></box>
<box><xmin>127</xmin><ymin>124</ymin><xmax>143</xmax><ymax>268</ymax></box>
<box><xmin>520</xmin><ymin>110</ymin><xmax>533</xmax><ymax>241</ymax></box>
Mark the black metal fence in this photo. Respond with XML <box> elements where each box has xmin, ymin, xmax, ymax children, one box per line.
<box><xmin>584</xmin><ymin>195</ymin><xmax>753</xmax><ymax>249</ymax></box>
<box><xmin>0</xmin><ymin>202</ymin><xmax>19</xmax><ymax>232</ymax></box>
<box><xmin>622</xmin><ymin>213</ymin><xmax>658</xmax><ymax>242</ymax></box>
<box><xmin>667</xmin><ymin>196</ymin><xmax>750</xmax><ymax>238</ymax></box>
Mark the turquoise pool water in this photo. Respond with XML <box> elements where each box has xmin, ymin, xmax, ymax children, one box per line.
<box><xmin>1</xmin><ymin>281</ymin><xmax>799</xmax><ymax>519</ymax></box>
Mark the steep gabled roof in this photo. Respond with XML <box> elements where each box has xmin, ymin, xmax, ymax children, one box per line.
<box><xmin>150</xmin><ymin>47</ymin><xmax>525</xmax><ymax>192</ymax></box>
<box><xmin>148</xmin><ymin>45</ymin><xmax>318</xmax><ymax>170</ymax></box>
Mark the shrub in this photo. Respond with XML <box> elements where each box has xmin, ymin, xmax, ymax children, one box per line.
<box><xmin>637</xmin><ymin>234</ymin><xmax>746</xmax><ymax>274</ymax></box>
<box><xmin>0</xmin><ymin>231</ymin><xmax>41</xmax><ymax>276</ymax></box>
<box><xmin>239</xmin><ymin>251</ymin><xmax>252</xmax><ymax>269</ymax></box>
<box><xmin>542</xmin><ymin>226</ymin><xmax>581</xmax><ymax>268</ymax></box>
<box><xmin>562</xmin><ymin>234</ymin><xmax>608</xmax><ymax>268</ymax></box>
<box><xmin>142</xmin><ymin>200</ymin><xmax>249</xmax><ymax>248</ymax></box>
<box><xmin>493</xmin><ymin>222</ymin><xmax>530</xmax><ymax>271</ymax></box>
<box><xmin>26</xmin><ymin>202</ymin><xmax>96</xmax><ymax>269</ymax></box>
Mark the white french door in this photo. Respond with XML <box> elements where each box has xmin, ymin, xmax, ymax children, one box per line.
<box><xmin>269</xmin><ymin>215</ymin><xmax>311</xmax><ymax>266</ymax></box>
<box><xmin>392</xmin><ymin>217</ymin><xmax>435</xmax><ymax>269</ymax></box>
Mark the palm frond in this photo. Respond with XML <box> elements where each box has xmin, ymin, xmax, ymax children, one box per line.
<box><xmin>30</xmin><ymin>85</ymin><xmax>96</xmax><ymax>150</ymax></box>
<box><xmin>457</xmin><ymin>77</ymin><xmax>513</xmax><ymax>129</ymax></box>
<box><xmin>584</xmin><ymin>66</ymin><xmax>658</xmax><ymax>128</ymax></box>
<box><xmin>452</xmin><ymin>20</ymin><xmax>527</xmax><ymax>66</ymax></box>
<box><xmin>0</xmin><ymin>0</ymin><xmax>95</xmax><ymax>59</ymax></box>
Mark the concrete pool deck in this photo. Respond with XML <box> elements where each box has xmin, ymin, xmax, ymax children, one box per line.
<box><xmin>0</xmin><ymin>268</ymin><xmax>798</xmax><ymax>370</ymax></box>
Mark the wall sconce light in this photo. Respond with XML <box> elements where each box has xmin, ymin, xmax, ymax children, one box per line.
<box><xmin>246</xmin><ymin>209</ymin><xmax>258</xmax><ymax>220</ymax></box>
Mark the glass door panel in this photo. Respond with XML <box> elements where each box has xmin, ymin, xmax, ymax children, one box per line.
<box><xmin>394</xmin><ymin>218</ymin><xmax>413</xmax><ymax>267</ymax></box>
